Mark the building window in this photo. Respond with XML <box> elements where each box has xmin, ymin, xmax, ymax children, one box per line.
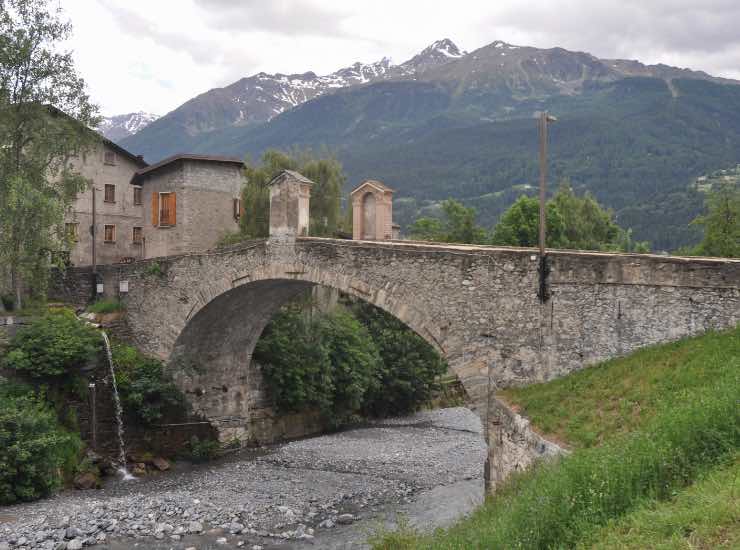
<box><xmin>104</xmin><ymin>184</ymin><xmax>116</xmax><ymax>203</ymax></box>
<box><xmin>104</xmin><ymin>151</ymin><xmax>116</xmax><ymax>165</ymax></box>
<box><xmin>132</xmin><ymin>226</ymin><xmax>143</xmax><ymax>244</ymax></box>
<box><xmin>233</xmin><ymin>198</ymin><xmax>242</xmax><ymax>220</ymax></box>
<box><xmin>104</xmin><ymin>224</ymin><xmax>116</xmax><ymax>243</ymax></box>
<box><xmin>65</xmin><ymin>222</ymin><xmax>79</xmax><ymax>242</ymax></box>
<box><xmin>133</xmin><ymin>186</ymin><xmax>142</xmax><ymax>205</ymax></box>
<box><xmin>158</xmin><ymin>192</ymin><xmax>176</xmax><ymax>226</ymax></box>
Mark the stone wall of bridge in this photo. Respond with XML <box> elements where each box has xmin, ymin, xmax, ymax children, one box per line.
<box><xmin>56</xmin><ymin>237</ymin><xmax>739</xmax><ymax>484</ymax></box>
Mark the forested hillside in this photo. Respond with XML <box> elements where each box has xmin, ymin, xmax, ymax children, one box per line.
<box><xmin>121</xmin><ymin>42</ymin><xmax>740</xmax><ymax>250</ymax></box>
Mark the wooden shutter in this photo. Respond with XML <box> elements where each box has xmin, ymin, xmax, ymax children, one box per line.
<box><xmin>151</xmin><ymin>192</ymin><xmax>159</xmax><ymax>226</ymax></box>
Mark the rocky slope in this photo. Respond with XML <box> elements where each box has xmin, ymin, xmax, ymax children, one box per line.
<box><xmin>120</xmin><ymin>38</ymin><xmax>465</xmax><ymax>152</ymax></box>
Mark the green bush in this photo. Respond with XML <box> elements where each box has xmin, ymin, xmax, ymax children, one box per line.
<box><xmin>352</xmin><ymin>302</ymin><xmax>448</xmax><ymax>417</ymax></box>
<box><xmin>255</xmin><ymin>297</ymin><xmax>448</xmax><ymax>423</ymax></box>
<box><xmin>255</xmin><ymin>303</ymin><xmax>381</xmax><ymax>424</ymax></box>
<box><xmin>185</xmin><ymin>435</ymin><xmax>220</xmax><ymax>463</ymax></box>
<box><xmin>0</xmin><ymin>394</ymin><xmax>82</xmax><ymax>504</ymax></box>
<box><xmin>1</xmin><ymin>294</ymin><xmax>15</xmax><ymax>311</ymax></box>
<box><xmin>86</xmin><ymin>298</ymin><xmax>123</xmax><ymax>314</ymax></box>
<box><xmin>2</xmin><ymin>310</ymin><xmax>100</xmax><ymax>378</ymax></box>
<box><xmin>112</xmin><ymin>343</ymin><xmax>186</xmax><ymax>426</ymax></box>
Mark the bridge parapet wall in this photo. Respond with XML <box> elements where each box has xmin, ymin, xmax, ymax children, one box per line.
<box><xmin>49</xmin><ymin>239</ymin><xmax>739</xmax><ymax>457</ymax></box>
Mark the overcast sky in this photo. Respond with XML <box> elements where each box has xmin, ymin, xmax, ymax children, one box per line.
<box><xmin>60</xmin><ymin>0</ymin><xmax>740</xmax><ymax>117</ymax></box>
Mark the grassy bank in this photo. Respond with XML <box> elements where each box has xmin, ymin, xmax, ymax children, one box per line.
<box><xmin>577</xmin><ymin>453</ymin><xmax>739</xmax><ymax>549</ymax></box>
<box><xmin>371</xmin><ymin>327</ymin><xmax>740</xmax><ymax>549</ymax></box>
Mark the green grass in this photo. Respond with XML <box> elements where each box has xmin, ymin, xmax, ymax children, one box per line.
<box><xmin>86</xmin><ymin>298</ymin><xmax>123</xmax><ymax>314</ymax></box>
<box><xmin>500</xmin><ymin>326</ymin><xmax>740</xmax><ymax>448</ymax></box>
<box><xmin>578</xmin><ymin>453</ymin><xmax>739</xmax><ymax>549</ymax></box>
<box><xmin>371</xmin><ymin>327</ymin><xmax>740</xmax><ymax>549</ymax></box>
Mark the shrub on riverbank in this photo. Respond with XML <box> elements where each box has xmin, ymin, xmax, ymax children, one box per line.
<box><xmin>371</xmin><ymin>327</ymin><xmax>740</xmax><ymax>549</ymax></box>
<box><xmin>351</xmin><ymin>302</ymin><xmax>448</xmax><ymax>417</ymax></box>
<box><xmin>111</xmin><ymin>343</ymin><xmax>187</xmax><ymax>426</ymax></box>
<box><xmin>255</xmin><ymin>298</ymin><xmax>448</xmax><ymax>424</ymax></box>
<box><xmin>2</xmin><ymin>310</ymin><xmax>99</xmax><ymax>378</ymax></box>
<box><xmin>0</xmin><ymin>392</ymin><xmax>82</xmax><ymax>504</ymax></box>
<box><xmin>255</xmin><ymin>303</ymin><xmax>381</xmax><ymax>424</ymax></box>
<box><xmin>86</xmin><ymin>298</ymin><xmax>123</xmax><ymax>314</ymax></box>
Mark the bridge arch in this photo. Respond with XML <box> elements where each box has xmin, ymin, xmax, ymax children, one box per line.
<box><xmin>167</xmin><ymin>261</ymin><xmax>458</xmax><ymax>441</ymax></box>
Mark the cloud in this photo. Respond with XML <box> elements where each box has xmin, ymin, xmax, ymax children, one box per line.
<box><xmin>477</xmin><ymin>0</ymin><xmax>740</xmax><ymax>75</ymax></box>
<box><xmin>98</xmin><ymin>0</ymin><xmax>259</xmax><ymax>68</ymax></box>
<box><xmin>192</xmin><ymin>0</ymin><xmax>353</xmax><ymax>38</ymax></box>
<box><xmin>65</xmin><ymin>0</ymin><xmax>740</xmax><ymax>115</ymax></box>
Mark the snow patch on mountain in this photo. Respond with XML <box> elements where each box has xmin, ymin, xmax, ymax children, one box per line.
<box><xmin>98</xmin><ymin>112</ymin><xmax>159</xmax><ymax>142</ymax></box>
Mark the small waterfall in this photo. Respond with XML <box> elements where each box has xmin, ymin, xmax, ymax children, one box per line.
<box><xmin>100</xmin><ymin>332</ymin><xmax>135</xmax><ymax>480</ymax></box>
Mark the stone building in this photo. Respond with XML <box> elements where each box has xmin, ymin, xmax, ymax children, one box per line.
<box><xmin>64</xmin><ymin>139</ymin><xmax>148</xmax><ymax>266</ymax></box>
<box><xmin>65</xmin><ymin>142</ymin><xmax>243</xmax><ymax>265</ymax></box>
<box><xmin>131</xmin><ymin>154</ymin><xmax>243</xmax><ymax>259</ymax></box>
<box><xmin>350</xmin><ymin>179</ymin><xmax>398</xmax><ymax>240</ymax></box>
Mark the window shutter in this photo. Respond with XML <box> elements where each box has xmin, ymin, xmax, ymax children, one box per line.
<box><xmin>151</xmin><ymin>192</ymin><xmax>159</xmax><ymax>226</ymax></box>
<box><xmin>170</xmin><ymin>192</ymin><xmax>176</xmax><ymax>225</ymax></box>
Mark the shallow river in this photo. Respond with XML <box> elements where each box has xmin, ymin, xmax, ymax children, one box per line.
<box><xmin>0</xmin><ymin>407</ymin><xmax>486</xmax><ymax>550</ymax></box>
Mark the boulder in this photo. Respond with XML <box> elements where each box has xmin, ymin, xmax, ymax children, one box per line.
<box><xmin>73</xmin><ymin>472</ymin><xmax>99</xmax><ymax>490</ymax></box>
<box><xmin>337</xmin><ymin>513</ymin><xmax>355</xmax><ymax>525</ymax></box>
<box><xmin>188</xmin><ymin>521</ymin><xmax>203</xmax><ymax>534</ymax></box>
<box><xmin>132</xmin><ymin>463</ymin><xmax>147</xmax><ymax>476</ymax></box>
<box><xmin>152</xmin><ymin>457</ymin><xmax>171</xmax><ymax>471</ymax></box>
<box><xmin>66</xmin><ymin>539</ymin><xmax>83</xmax><ymax>550</ymax></box>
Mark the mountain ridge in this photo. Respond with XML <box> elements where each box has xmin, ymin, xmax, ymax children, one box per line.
<box><xmin>114</xmin><ymin>39</ymin><xmax>740</xmax><ymax>250</ymax></box>
<box><xmin>98</xmin><ymin>111</ymin><xmax>158</xmax><ymax>142</ymax></box>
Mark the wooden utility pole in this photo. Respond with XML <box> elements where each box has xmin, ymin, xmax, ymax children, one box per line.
<box><xmin>538</xmin><ymin>111</ymin><xmax>556</xmax><ymax>302</ymax></box>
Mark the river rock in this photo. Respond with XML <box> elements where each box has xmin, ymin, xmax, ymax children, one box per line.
<box><xmin>73</xmin><ymin>472</ymin><xmax>99</xmax><ymax>490</ymax></box>
<box><xmin>228</xmin><ymin>522</ymin><xmax>244</xmax><ymax>534</ymax></box>
<box><xmin>152</xmin><ymin>457</ymin><xmax>171</xmax><ymax>471</ymax></box>
<box><xmin>337</xmin><ymin>513</ymin><xmax>355</xmax><ymax>524</ymax></box>
<box><xmin>132</xmin><ymin>463</ymin><xmax>147</xmax><ymax>476</ymax></box>
<box><xmin>65</xmin><ymin>527</ymin><xmax>83</xmax><ymax>539</ymax></box>
<box><xmin>318</xmin><ymin>519</ymin><xmax>335</xmax><ymax>529</ymax></box>
<box><xmin>216</xmin><ymin>537</ymin><xmax>228</xmax><ymax>544</ymax></box>
<box><xmin>66</xmin><ymin>539</ymin><xmax>83</xmax><ymax>550</ymax></box>
<box><xmin>188</xmin><ymin>520</ymin><xmax>203</xmax><ymax>534</ymax></box>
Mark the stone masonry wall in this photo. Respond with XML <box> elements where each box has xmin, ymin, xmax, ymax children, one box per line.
<box><xmin>53</xmin><ymin>238</ymin><xmax>739</xmax><ymax>484</ymax></box>
<box><xmin>141</xmin><ymin>160</ymin><xmax>241</xmax><ymax>258</ymax></box>
<box><xmin>487</xmin><ymin>397</ymin><xmax>566</xmax><ymax>489</ymax></box>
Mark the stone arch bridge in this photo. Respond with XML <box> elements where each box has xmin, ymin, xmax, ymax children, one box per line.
<box><xmin>54</xmin><ymin>175</ymin><xmax>739</xmax><ymax>487</ymax></box>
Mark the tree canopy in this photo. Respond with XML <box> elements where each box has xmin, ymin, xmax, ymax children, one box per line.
<box><xmin>490</xmin><ymin>185</ymin><xmax>648</xmax><ymax>251</ymax></box>
<box><xmin>408</xmin><ymin>199</ymin><xmax>488</xmax><ymax>244</ymax></box>
<box><xmin>0</xmin><ymin>0</ymin><xmax>99</xmax><ymax>307</ymax></box>
<box><xmin>688</xmin><ymin>183</ymin><xmax>739</xmax><ymax>258</ymax></box>
<box><xmin>408</xmin><ymin>185</ymin><xmax>650</xmax><ymax>252</ymax></box>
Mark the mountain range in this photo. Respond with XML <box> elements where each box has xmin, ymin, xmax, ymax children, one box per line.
<box><xmin>98</xmin><ymin>111</ymin><xmax>159</xmax><ymax>142</ymax></box>
<box><xmin>111</xmin><ymin>38</ymin><xmax>740</xmax><ymax>250</ymax></box>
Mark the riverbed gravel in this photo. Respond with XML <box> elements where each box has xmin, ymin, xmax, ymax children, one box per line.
<box><xmin>0</xmin><ymin>407</ymin><xmax>486</xmax><ymax>549</ymax></box>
